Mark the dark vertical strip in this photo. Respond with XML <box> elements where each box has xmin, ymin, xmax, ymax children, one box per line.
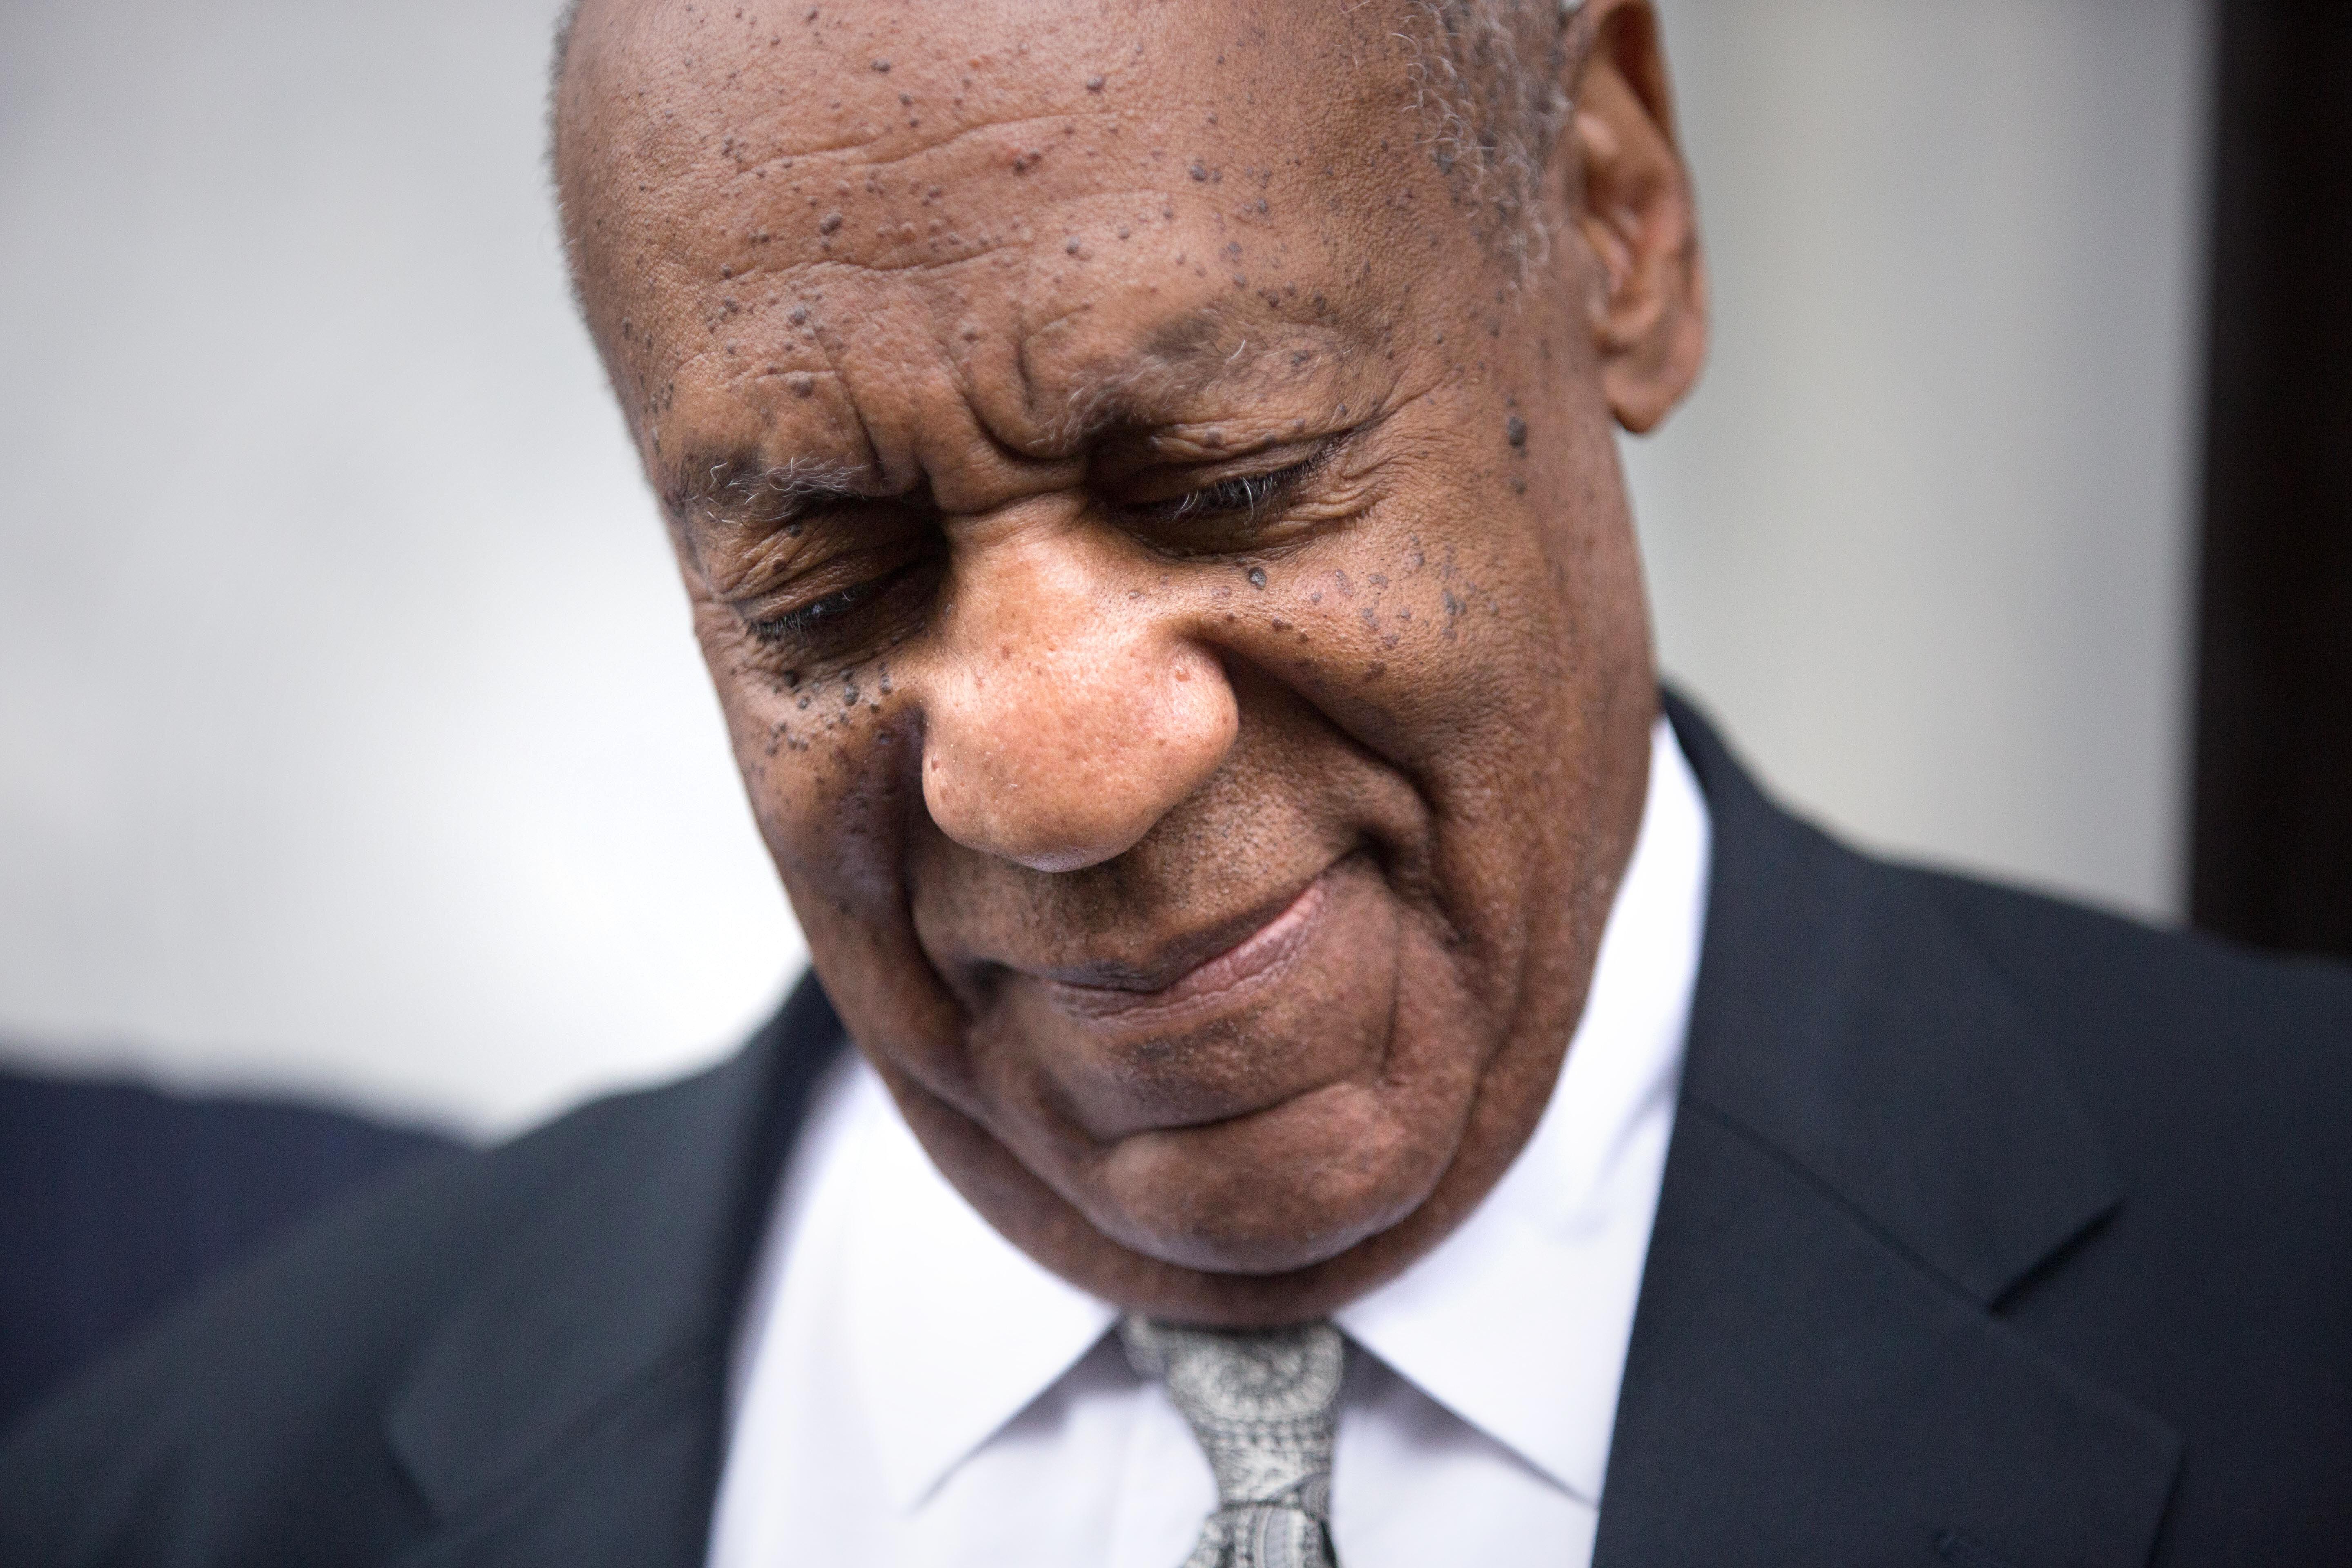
<box><xmin>2191</xmin><ymin>0</ymin><xmax>2352</xmax><ymax>958</ymax></box>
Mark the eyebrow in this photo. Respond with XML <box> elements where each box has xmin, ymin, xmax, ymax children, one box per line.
<box><xmin>1080</xmin><ymin>316</ymin><xmax>1318</xmax><ymax>414</ymax></box>
<box><xmin>666</xmin><ymin>453</ymin><xmax>871</xmax><ymax>526</ymax></box>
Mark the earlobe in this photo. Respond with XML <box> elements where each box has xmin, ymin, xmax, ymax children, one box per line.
<box><xmin>1562</xmin><ymin>0</ymin><xmax>1708</xmax><ymax>434</ymax></box>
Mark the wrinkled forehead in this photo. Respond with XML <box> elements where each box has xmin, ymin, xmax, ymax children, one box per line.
<box><xmin>555</xmin><ymin>0</ymin><xmax>1475</xmax><ymax>471</ymax></box>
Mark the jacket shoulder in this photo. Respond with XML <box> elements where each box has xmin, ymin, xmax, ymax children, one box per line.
<box><xmin>1910</xmin><ymin>865</ymin><xmax>2352</xmax><ymax>1136</ymax></box>
<box><xmin>0</xmin><ymin>1050</ymin><xmax>755</xmax><ymax>1567</ymax></box>
<box><xmin>1902</xmin><ymin>866</ymin><xmax>2352</xmax><ymax>1559</ymax></box>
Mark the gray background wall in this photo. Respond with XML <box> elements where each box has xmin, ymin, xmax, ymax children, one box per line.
<box><xmin>0</xmin><ymin>0</ymin><xmax>2209</xmax><ymax>1136</ymax></box>
<box><xmin>1632</xmin><ymin>1</ymin><xmax>2206</xmax><ymax>935</ymax></box>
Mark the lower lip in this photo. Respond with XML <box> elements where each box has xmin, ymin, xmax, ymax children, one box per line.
<box><xmin>1041</xmin><ymin>872</ymin><xmax>1331</xmax><ymax>1027</ymax></box>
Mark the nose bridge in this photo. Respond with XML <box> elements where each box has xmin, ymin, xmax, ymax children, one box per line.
<box><xmin>918</xmin><ymin>513</ymin><xmax>1237</xmax><ymax>874</ymax></box>
<box><xmin>932</xmin><ymin>510</ymin><xmax>1118</xmax><ymax>702</ymax></box>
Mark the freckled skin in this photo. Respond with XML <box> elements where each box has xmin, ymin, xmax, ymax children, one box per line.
<box><xmin>555</xmin><ymin>0</ymin><xmax>1706</xmax><ymax>1324</ymax></box>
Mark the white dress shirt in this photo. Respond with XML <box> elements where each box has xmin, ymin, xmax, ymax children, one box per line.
<box><xmin>708</xmin><ymin>717</ymin><xmax>1711</xmax><ymax>1568</ymax></box>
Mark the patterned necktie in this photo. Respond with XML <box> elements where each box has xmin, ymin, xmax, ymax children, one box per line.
<box><xmin>1119</xmin><ymin>1315</ymin><xmax>1347</xmax><ymax>1568</ymax></box>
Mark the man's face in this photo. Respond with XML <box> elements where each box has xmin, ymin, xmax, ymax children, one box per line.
<box><xmin>558</xmin><ymin>0</ymin><xmax>1695</xmax><ymax>1323</ymax></box>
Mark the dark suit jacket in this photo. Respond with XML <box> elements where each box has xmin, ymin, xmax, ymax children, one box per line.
<box><xmin>0</xmin><ymin>1073</ymin><xmax>455</xmax><ymax>1439</ymax></box>
<box><xmin>4</xmin><ymin>697</ymin><xmax>2348</xmax><ymax>1566</ymax></box>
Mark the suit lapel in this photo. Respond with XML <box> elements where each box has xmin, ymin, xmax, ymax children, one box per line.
<box><xmin>384</xmin><ymin>978</ymin><xmax>849</xmax><ymax>1568</ymax></box>
<box><xmin>1591</xmin><ymin>699</ymin><xmax>2181</xmax><ymax>1568</ymax></box>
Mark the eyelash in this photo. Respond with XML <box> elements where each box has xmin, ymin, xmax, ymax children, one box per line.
<box><xmin>1137</xmin><ymin>457</ymin><xmax>1319</xmax><ymax>526</ymax></box>
<box><xmin>747</xmin><ymin>563</ymin><xmax>917</xmax><ymax>646</ymax></box>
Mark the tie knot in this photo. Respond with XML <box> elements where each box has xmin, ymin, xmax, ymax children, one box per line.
<box><xmin>1120</xmin><ymin>1316</ymin><xmax>1346</xmax><ymax>1567</ymax></box>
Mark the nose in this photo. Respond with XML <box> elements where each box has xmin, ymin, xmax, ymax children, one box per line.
<box><xmin>918</xmin><ymin>522</ymin><xmax>1238</xmax><ymax>873</ymax></box>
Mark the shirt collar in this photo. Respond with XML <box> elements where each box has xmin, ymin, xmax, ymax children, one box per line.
<box><xmin>827</xmin><ymin>715</ymin><xmax>1710</xmax><ymax>1512</ymax></box>
<box><xmin>819</xmin><ymin>1066</ymin><xmax>1116</xmax><ymax>1510</ymax></box>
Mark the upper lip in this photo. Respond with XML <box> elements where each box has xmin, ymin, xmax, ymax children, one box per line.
<box><xmin>1015</xmin><ymin>864</ymin><xmax>1332</xmax><ymax>999</ymax></box>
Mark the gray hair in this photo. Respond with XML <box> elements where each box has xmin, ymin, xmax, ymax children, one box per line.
<box><xmin>1405</xmin><ymin>0</ymin><xmax>1587</xmax><ymax>265</ymax></box>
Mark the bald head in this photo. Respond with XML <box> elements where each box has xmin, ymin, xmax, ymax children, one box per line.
<box><xmin>551</xmin><ymin>0</ymin><xmax>1584</xmax><ymax>282</ymax></box>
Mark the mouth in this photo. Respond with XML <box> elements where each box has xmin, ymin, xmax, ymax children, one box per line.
<box><xmin>1037</xmin><ymin>864</ymin><xmax>1336</xmax><ymax>1029</ymax></box>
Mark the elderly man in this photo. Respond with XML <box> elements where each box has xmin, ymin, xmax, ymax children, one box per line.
<box><xmin>4</xmin><ymin>0</ymin><xmax>2349</xmax><ymax>1564</ymax></box>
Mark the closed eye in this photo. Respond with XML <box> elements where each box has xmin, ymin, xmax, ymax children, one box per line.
<box><xmin>1162</xmin><ymin>464</ymin><xmax>1305</xmax><ymax>521</ymax></box>
<box><xmin>743</xmin><ymin>564</ymin><xmax>908</xmax><ymax>644</ymax></box>
<box><xmin>1119</xmin><ymin>453</ymin><xmax>1326</xmax><ymax>535</ymax></box>
<box><xmin>747</xmin><ymin>579</ymin><xmax>881</xmax><ymax>643</ymax></box>
<box><xmin>741</xmin><ymin>552</ymin><xmax>937</xmax><ymax>651</ymax></box>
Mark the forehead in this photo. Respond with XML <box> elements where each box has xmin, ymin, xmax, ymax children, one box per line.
<box><xmin>559</xmin><ymin>0</ymin><xmax>1479</xmax><ymax>481</ymax></box>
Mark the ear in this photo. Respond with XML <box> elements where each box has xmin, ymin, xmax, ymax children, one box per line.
<box><xmin>1561</xmin><ymin>0</ymin><xmax>1707</xmax><ymax>433</ymax></box>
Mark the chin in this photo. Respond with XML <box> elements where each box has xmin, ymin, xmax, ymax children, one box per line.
<box><xmin>1075</xmin><ymin>1076</ymin><xmax>1451</xmax><ymax>1278</ymax></box>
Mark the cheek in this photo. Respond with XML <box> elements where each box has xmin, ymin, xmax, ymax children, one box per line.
<box><xmin>1216</xmin><ymin>490</ymin><xmax>1570</xmax><ymax>797</ymax></box>
<box><xmin>692</xmin><ymin>597</ymin><xmax>921</xmax><ymax>919</ymax></box>
<box><xmin>697</xmin><ymin>600</ymin><xmax>980</xmax><ymax>1105</ymax></box>
<box><xmin>1202</xmin><ymin>465</ymin><xmax>1598</xmax><ymax>983</ymax></box>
